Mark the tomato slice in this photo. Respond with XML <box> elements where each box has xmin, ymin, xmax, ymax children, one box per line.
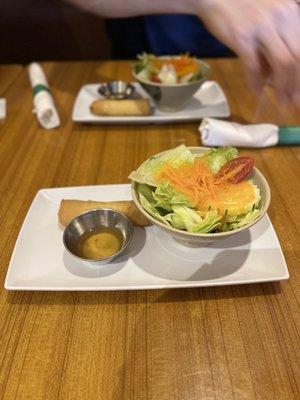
<box><xmin>214</xmin><ymin>157</ymin><xmax>254</xmax><ymax>184</ymax></box>
<box><xmin>151</xmin><ymin>73</ymin><xmax>161</xmax><ymax>83</ymax></box>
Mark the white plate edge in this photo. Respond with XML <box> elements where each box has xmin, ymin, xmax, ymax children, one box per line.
<box><xmin>72</xmin><ymin>81</ymin><xmax>231</xmax><ymax>123</ymax></box>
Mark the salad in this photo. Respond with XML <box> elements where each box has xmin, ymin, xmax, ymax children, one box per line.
<box><xmin>134</xmin><ymin>53</ymin><xmax>203</xmax><ymax>85</ymax></box>
<box><xmin>129</xmin><ymin>145</ymin><xmax>262</xmax><ymax>234</ymax></box>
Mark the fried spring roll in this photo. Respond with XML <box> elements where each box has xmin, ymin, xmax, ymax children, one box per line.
<box><xmin>58</xmin><ymin>199</ymin><xmax>151</xmax><ymax>227</ymax></box>
<box><xmin>90</xmin><ymin>99</ymin><xmax>151</xmax><ymax>116</ymax></box>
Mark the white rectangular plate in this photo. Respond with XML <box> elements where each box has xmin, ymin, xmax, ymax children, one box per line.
<box><xmin>5</xmin><ymin>184</ymin><xmax>288</xmax><ymax>291</ymax></box>
<box><xmin>72</xmin><ymin>81</ymin><xmax>230</xmax><ymax>124</ymax></box>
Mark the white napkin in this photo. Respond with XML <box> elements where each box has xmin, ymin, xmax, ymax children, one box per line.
<box><xmin>28</xmin><ymin>63</ymin><xmax>60</xmax><ymax>129</ymax></box>
<box><xmin>0</xmin><ymin>98</ymin><xmax>6</xmax><ymax>119</ymax></box>
<box><xmin>199</xmin><ymin>118</ymin><xmax>278</xmax><ymax>147</ymax></box>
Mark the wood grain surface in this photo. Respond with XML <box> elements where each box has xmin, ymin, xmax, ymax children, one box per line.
<box><xmin>0</xmin><ymin>65</ymin><xmax>22</xmax><ymax>95</ymax></box>
<box><xmin>0</xmin><ymin>60</ymin><xmax>299</xmax><ymax>400</ymax></box>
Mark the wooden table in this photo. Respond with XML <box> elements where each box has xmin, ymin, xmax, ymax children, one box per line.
<box><xmin>0</xmin><ymin>65</ymin><xmax>22</xmax><ymax>124</ymax></box>
<box><xmin>0</xmin><ymin>65</ymin><xmax>22</xmax><ymax>96</ymax></box>
<box><xmin>0</xmin><ymin>60</ymin><xmax>299</xmax><ymax>400</ymax></box>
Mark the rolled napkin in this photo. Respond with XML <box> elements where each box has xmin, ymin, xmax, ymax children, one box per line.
<box><xmin>28</xmin><ymin>62</ymin><xmax>60</xmax><ymax>129</ymax></box>
<box><xmin>0</xmin><ymin>98</ymin><xmax>6</xmax><ymax>119</ymax></box>
<box><xmin>199</xmin><ymin>118</ymin><xmax>300</xmax><ymax>147</ymax></box>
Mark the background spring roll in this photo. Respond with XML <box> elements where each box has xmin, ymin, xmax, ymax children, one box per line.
<box><xmin>90</xmin><ymin>99</ymin><xmax>151</xmax><ymax>116</ymax></box>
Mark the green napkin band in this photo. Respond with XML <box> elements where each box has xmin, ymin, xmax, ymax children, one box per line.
<box><xmin>278</xmin><ymin>126</ymin><xmax>300</xmax><ymax>145</ymax></box>
<box><xmin>32</xmin><ymin>84</ymin><xmax>50</xmax><ymax>96</ymax></box>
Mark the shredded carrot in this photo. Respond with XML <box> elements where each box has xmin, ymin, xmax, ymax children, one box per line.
<box><xmin>157</xmin><ymin>159</ymin><xmax>219</xmax><ymax>210</ymax></box>
<box><xmin>153</xmin><ymin>55</ymin><xmax>199</xmax><ymax>77</ymax></box>
<box><xmin>156</xmin><ymin>157</ymin><xmax>256</xmax><ymax>217</ymax></box>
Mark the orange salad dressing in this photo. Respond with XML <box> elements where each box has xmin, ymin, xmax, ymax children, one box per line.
<box><xmin>153</xmin><ymin>55</ymin><xmax>199</xmax><ymax>77</ymax></box>
<box><xmin>157</xmin><ymin>159</ymin><xmax>256</xmax><ymax>216</ymax></box>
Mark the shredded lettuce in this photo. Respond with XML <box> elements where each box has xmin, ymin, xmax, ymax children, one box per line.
<box><xmin>136</xmin><ymin>183</ymin><xmax>155</xmax><ymax>203</ymax></box>
<box><xmin>200</xmin><ymin>146</ymin><xmax>238</xmax><ymax>173</ymax></box>
<box><xmin>137</xmin><ymin>185</ymin><xmax>222</xmax><ymax>233</ymax></box>
<box><xmin>139</xmin><ymin>193</ymin><xmax>223</xmax><ymax>234</ymax></box>
<box><xmin>153</xmin><ymin>181</ymin><xmax>194</xmax><ymax>211</ymax></box>
<box><xmin>134</xmin><ymin>53</ymin><xmax>156</xmax><ymax>75</ymax></box>
<box><xmin>139</xmin><ymin>194</ymin><xmax>170</xmax><ymax>226</ymax></box>
<box><xmin>134</xmin><ymin>53</ymin><xmax>203</xmax><ymax>84</ymax></box>
<box><xmin>168</xmin><ymin>206</ymin><xmax>222</xmax><ymax>233</ymax></box>
<box><xmin>129</xmin><ymin>145</ymin><xmax>195</xmax><ymax>187</ymax></box>
<box><xmin>137</xmin><ymin>183</ymin><xmax>261</xmax><ymax>233</ymax></box>
<box><xmin>222</xmin><ymin>208</ymin><xmax>261</xmax><ymax>231</ymax></box>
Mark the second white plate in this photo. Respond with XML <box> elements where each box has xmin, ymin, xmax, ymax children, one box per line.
<box><xmin>5</xmin><ymin>184</ymin><xmax>288</xmax><ymax>291</ymax></box>
<box><xmin>72</xmin><ymin>81</ymin><xmax>230</xmax><ymax>124</ymax></box>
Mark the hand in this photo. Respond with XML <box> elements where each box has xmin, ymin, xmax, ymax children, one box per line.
<box><xmin>198</xmin><ymin>0</ymin><xmax>300</xmax><ymax>105</ymax></box>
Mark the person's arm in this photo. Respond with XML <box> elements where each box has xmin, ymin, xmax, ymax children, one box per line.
<box><xmin>67</xmin><ymin>0</ymin><xmax>199</xmax><ymax>17</ymax></box>
<box><xmin>68</xmin><ymin>0</ymin><xmax>300</xmax><ymax>105</ymax></box>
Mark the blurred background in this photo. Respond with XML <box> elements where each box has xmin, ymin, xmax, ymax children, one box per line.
<box><xmin>0</xmin><ymin>0</ymin><xmax>111</xmax><ymax>63</ymax></box>
<box><xmin>1</xmin><ymin>1</ymin><xmax>234</xmax><ymax>64</ymax></box>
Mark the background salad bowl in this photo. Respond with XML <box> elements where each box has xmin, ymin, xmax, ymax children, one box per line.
<box><xmin>131</xmin><ymin>146</ymin><xmax>271</xmax><ymax>247</ymax></box>
<box><xmin>132</xmin><ymin>54</ymin><xmax>211</xmax><ymax>112</ymax></box>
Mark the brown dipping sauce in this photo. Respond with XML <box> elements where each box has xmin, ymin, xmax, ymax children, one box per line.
<box><xmin>76</xmin><ymin>226</ymin><xmax>123</xmax><ymax>260</ymax></box>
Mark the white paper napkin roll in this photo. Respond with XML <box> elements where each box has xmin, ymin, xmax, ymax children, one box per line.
<box><xmin>199</xmin><ymin>118</ymin><xmax>279</xmax><ymax>147</ymax></box>
<box><xmin>0</xmin><ymin>98</ymin><xmax>6</xmax><ymax>119</ymax></box>
<box><xmin>28</xmin><ymin>63</ymin><xmax>60</xmax><ymax>129</ymax></box>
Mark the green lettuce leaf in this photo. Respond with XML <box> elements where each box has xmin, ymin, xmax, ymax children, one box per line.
<box><xmin>153</xmin><ymin>181</ymin><xmax>194</xmax><ymax>211</ymax></box>
<box><xmin>136</xmin><ymin>183</ymin><xmax>155</xmax><ymax>203</ymax></box>
<box><xmin>200</xmin><ymin>146</ymin><xmax>238</xmax><ymax>173</ymax></box>
<box><xmin>166</xmin><ymin>205</ymin><xmax>222</xmax><ymax>233</ymax></box>
<box><xmin>129</xmin><ymin>145</ymin><xmax>195</xmax><ymax>186</ymax></box>
<box><xmin>222</xmin><ymin>208</ymin><xmax>261</xmax><ymax>231</ymax></box>
<box><xmin>164</xmin><ymin>212</ymin><xmax>186</xmax><ymax>230</ymax></box>
<box><xmin>138</xmin><ymin>193</ymin><xmax>170</xmax><ymax>226</ymax></box>
<box><xmin>134</xmin><ymin>53</ymin><xmax>156</xmax><ymax>75</ymax></box>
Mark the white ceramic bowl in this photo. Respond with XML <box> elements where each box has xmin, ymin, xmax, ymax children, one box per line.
<box><xmin>132</xmin><ymin>58</ymin><xmax>210</xmax><ymax>112</ymax></box>
<box><xmin>131</xmin><ymin>147</ymin><xmax>271</xmax><ymax>247</ymax></box>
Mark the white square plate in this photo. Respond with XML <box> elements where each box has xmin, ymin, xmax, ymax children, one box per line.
<box><xmin>5</xmin><ymin>184</ymin><xmax>288</xmax><ymax>291</ymax></box>
<box><xmin>72</xmin><ymin>81</ymin><xmax>230</xmax><ymax>124</ymax></box>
